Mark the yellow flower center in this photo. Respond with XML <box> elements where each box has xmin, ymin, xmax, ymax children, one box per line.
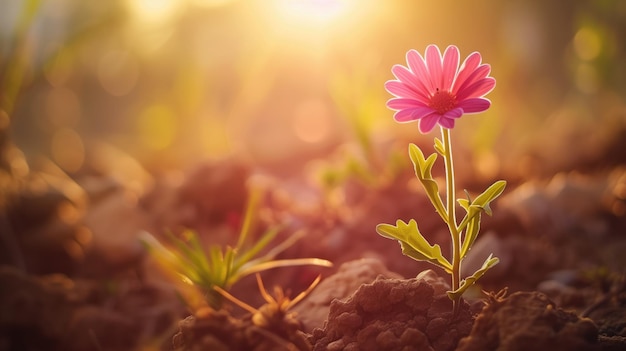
<box><xmin>429</xmin><ymin>89</ymin><xmax>457</xmax><ymax>115</ymax></box>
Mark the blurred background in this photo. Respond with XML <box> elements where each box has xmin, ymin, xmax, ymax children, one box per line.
<box><xmin>2</xmin><ymin>3</ymin><xmax>626</xmax><ymax>349</ymax></box>
<box><xmin>2</xmin><ymin>0</ymin><xmax>625</xmax><ymax>182</ymax></box>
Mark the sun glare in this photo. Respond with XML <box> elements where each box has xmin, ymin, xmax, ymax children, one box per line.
<box><xmin>274</xmin><ymin>0</ymin><xmax>352</xmax><ymax>26</ymax></box>
<box><xmin>125</xmin><ymin>0</ymin><xmax>182</xmax><ymax>25</ymax></box>
<box><xmin>191</xmin><ymin>0</ymin><xmax>234</xmax><ymax>8</ymax></box>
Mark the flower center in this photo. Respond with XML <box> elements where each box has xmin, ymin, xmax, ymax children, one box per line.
<box><xmin>429</xmin><ymin>89</ymin><xmax>457</xmax><ymax>115</ymax></box>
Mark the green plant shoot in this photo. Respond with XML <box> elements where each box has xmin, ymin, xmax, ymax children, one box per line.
<box><xmin>377</xmin><ymin>44</ymin><xmax>506</xmax><ymax>314</ymax></box>
<box><xmin>141</xmin><ymin>188</ymin><xmax>332</xmax><ymax>309</ymax></box>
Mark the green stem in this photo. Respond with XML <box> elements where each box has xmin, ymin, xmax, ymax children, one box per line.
<box><xmin>442</xmin><ymin>127</ymin><xmax>461</xmax><ymax>314</ymax></box>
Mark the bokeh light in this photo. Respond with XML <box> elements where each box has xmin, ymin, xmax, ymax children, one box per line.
<box><xmin>137</xmin><ymin>104</ymin><xmax>177</xmax><ymax>151</ymax></box>
<box><xmin>44</xmin><ymin>87</ymin><xmax>81</xmax><ymax>127</ymax></box>
<box><xmin>125</xmin><ymin>0</ymin><xmax>183</xmax><ymax>25</ymax></box>
<box><xmin>0</xmin><ymin>0</ymin><xmax>625</xmax><ymax>176</ymax></box>
<box><xmin>2</xmin><ymin>2</ymin><xmax>626</xmax><ymax>349</ymax></box>
<box><xmin>575</xmin><ymin>63</ymin><xmax>599</xmax><ymax>94</ymax></box>
<box><xmin>273</xmin><ymin>0</ymin><xmax>352</xmax><ymax>26</ymax></box>
<box><xmin>191</xmin><ymin>0</ymin><xmax>235</xmax><ymax>8</ymax></box>
<box><xmin>574</xmin><ymin>27</ymin><xmax>602</xmax><ymax>61</ymax></box>
<box><xmin>97</xmin><ymin>50</ymin><xmax>139</xmax><ymax>96</ymax></box>
<box><xmin>292</xmin><ymin>98</ymin><xmax>332</xmax><ymax>144</ymax></box>
<box><xmin>51</xmin><ymin>127</ymin><xmax>85</xmax><ymax>172</ymax></box>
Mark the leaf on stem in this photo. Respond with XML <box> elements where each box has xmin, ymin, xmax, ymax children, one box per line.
<box><xmin>376</xmin><ymin>219</ymin><xmax>452</xmax><ymax>273</ymax></box>
<box><xmin>457</xmin><ymin>180</ymin><xmax>506</xmax><ymax>258</ymax></box>
<box><xmin>457</xmin><ymin>180</ymin><xmax>507</xmax><ymax>232</ymax></box>
<box><xmin>408</xmin><ymin>143</ymin><xmax>447</xmax><ymax>223</ymax></box>
<box><xmin>460</xmin><ymin>211</ymin><xmax>481</xmax><ymax>259</ymax></box>
<box><xmin>434</xmin><ymin>137</ymin><xmax>445</xmax><ymax>156</ymax></box>
<box><xmin>472</xmin><ymin>180</ymin><xmax>507</xmax><ymax>216</ymax></box>
<box><xmin>447</xmin><ymin>254</ymin><xmax>499</xmax><ymax>300</ymax></box>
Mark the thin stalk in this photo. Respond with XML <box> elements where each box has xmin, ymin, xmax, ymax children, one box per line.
<box><xmin>441</xmin><ymin>127</ymin><xmax>461</xmax><ymax>315</ymax></box>
<box><xmin>236</xmin><ymin>187</ymin><xmax>261</xmax><ymax>249</ymax></box>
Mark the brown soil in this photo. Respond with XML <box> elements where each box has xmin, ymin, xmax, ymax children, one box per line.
<box><xmin>1</xmin><ymin>156</ymin><xmax>626</xmax><ymax>350</ymax></box>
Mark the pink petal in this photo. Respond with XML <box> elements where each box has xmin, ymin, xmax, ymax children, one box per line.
<box><xmin>393</xmin><ymin>109</ymin><xmax>417</xmax><ymax>122</ymax></box>
<box><xmin>384</xmin><ymin>80</ymin><xmax>411</xmax><ymax>97</ymax></box>
<box><xmin>443</xmin><ymin>107</ymin><xmax>464</xmax><ymax>119</ymax></box>
<box><xmin>387</xmin><ymin>47</ymin><xmax>495</xmax><ymax>130</ymax></box>
<box><xmin>457</xmin><ymin>98</ymin><xmax>491</xmax><ymax>113</ymax></box>
<box><xmin>391</xmin><ymin>65</ymin><xmax>415</xmax><ymax>84</ymax></box>
<box><xmin>456</xmin><ymin>77</ymin><xmax>496</xmax><ymax>101</ymax></box>
<box><xmin>425</xmin><ymin>45</ymin><xmax>443</xmax><ymax>89</ymax></box>
<box><xmin>452</xmin><ymin>52</ymin><xmax>482</xmax><ymax>94</ymax></box>
<box><xmin>391</xmin><ymin>65</ymin><xmax>429</xmax><ymax>98</ymax></box>
<box><xmin>418</xmin><ymin>113</ymin><xmax>440</xmax><ymax>133</ymax></box>
<box><xmin>406</xmin><ymin>49</ymin><xmax>435</xmax><ymax>92</ymax></box>
<box><xmin>394</xmin><ymin>106</ymin><xmax>436</xmax><ymax>122</ymax></box>
<box><xmin>387</xmin><ymin>98</ymin><xmax>429</xmax><ymax>110</ymax></box>
<box><xmin>411</xmin><ymin>106</ymin><xmax>437</xmax><ymax>119</ymax></box>
<box><xmin>441</xmin><ymin>46</ymin><xmax>460</xmax><ymax>91</ymax></box>
<box><xmin>385</xmin><ymin>80</ymin><xmax>429</xmax><ymax>102</ymax></box>
<box><xmin>455</xmin><ymin>64</ymin><xmax>491</xmax><ymax>95</ymax></box>
<box><xmin>438</xmin><ymin>117</ymin><xmax>456</xmax><ymax>129</ymax></box>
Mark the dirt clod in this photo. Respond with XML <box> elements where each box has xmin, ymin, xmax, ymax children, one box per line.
<box><xmin>310</xmin><ymin>270</ymin><xmax>473</xmax><ymax>351</ymax></box>
<box><xmin>173</xmin><ymin>305</ymin><xmax>312</xmax><ymax>351</ymax></box>
<box><xmin>457</xmin><ymin>291</ymin><xmax>599</xmax><ymax>351</ymax></box>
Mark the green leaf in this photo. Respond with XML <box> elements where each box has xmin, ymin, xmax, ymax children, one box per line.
<box><xmin>447</xmin><ymin>254</ymin><xmax>499</xmax><ymax>300</ymax></box>
<box><xmin>434</xmin><ymin>138</ymin><xmax>445</xmax><ymax>156</ymax></box>
<box><xmin>208</xmin><ymin>246</ymin><xmax>226</xmax><ymax>286</ymax></box>
<box><xmin>187</xmin><ymin>233</ymin><xmax>213</xmax><ymax>276</ymax></box>
<box><xmin>233</xmin><ymin>226</ymin><xmax>280</xmax><ymax>271</ymax></box>
<box><xmin>140</xmin><ymin>231</ymin><xmax>189</xmax><ymax>277</ymax></box>
<box><xmin>253</xmin><ymin>228</ymin><xmax>302</xmax><ymax>262</ymax></box>
<box><xmin>456</xmin><ymin>181</ymin><xmax>506</xmax><ymax>259</ymax></box>
<box><xmin>222</xmin><ymin>247</ymin><xmax>235</xmax><ymax>287</ymax></box>
<box><xmin>141</xmin><ymin>223</ymin><xmax>332</xmax><ymax>309</ymax></box>
<box><xmin>376</xmin><ymin>219</ymin><xmax>452</xmax><ymax>272</ymax></box>
<box><xmin>457</xmin><ymin>180</ymin><xmax>507</xmax><ymax>233</ymax></box>
<box><xmin>457</xmin><ymin>198</ymin><xmax>470</xmax><ymax>210</ymax></box>
<box><xmin>472</xmin><ymin>180</ymin><xmax>507</xmax><ymax>216</ymax></box>
<box><xmin>408</xmin><ymin>143</ymin><xmax>434</xmax><ymax>179</ymax></box>
<box><xmin>236</xmin><ymin>187</ymin><xmax>262</xmax><ymax>248</ymax></box>
<box><xmin>408</xmin><ymin>144</ymin><xmax>447</xmax><ymax>223</ymax></box>
<box><xmin>460</xmin><ymin>212</ymin><xmax>481</xmax><ymax>259</ymax></box>
<box><xmin>235</xmin><ymin>258</ymin><xmax>332</xmax><ymax>281</ymax></box>
<box><xmin>163</xmin><ymin>232</ymin><xmax>210</xmax><ymax>284</ymax></box>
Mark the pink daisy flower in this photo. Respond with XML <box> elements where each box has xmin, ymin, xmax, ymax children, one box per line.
<box><xmin>385</xmin><ymin>45</ymin><xmax>496</xmax><ymax>134</ymax></box>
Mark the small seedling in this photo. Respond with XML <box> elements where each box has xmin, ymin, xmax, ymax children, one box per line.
<box><xmin>142</xmin><ymin>188</ymin><xmax>332</xmax><ymax>309</ymax></box>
